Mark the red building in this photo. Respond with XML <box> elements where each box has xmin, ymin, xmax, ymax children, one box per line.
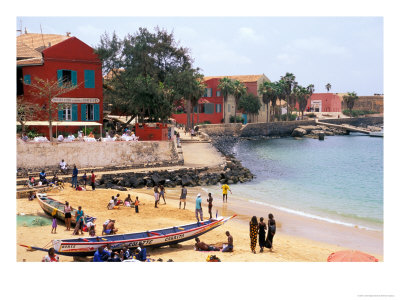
<box><xmin>305</xmin><ymin>93</ymin><xmax>342</xmax><ymax>113</ymax></box>
<box><xmin>17</xmin><ymin>33</ymin><xmax>103</xmax><ymax>137</ymax></box>
<box><xmin>172</xmin><ymin>74</ymin><xmax>269</xmax><ymax>125</ymax></box>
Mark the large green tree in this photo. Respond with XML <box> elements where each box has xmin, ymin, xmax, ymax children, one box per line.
<box><xmin>217</xmin><ymin>77</ymin><xmax>234</xmax><ymax>123</ymax></box>
<box><xmin>343</xmin><ymin>92</ymin><xmax>358</xmax><ymax>116</ymax></box>
<box><xmin>258</xmin><ymin>81</ymin><xmax>277</xmax><ymax>123</ymax></box>
<box><xmin>231</xmin><ymin>80</ymin><xmax>247</xmax><ymax>123</ymax></box>
<box><xmin>238</xmin><ymin>92</ymin><xmax>261</xmax><ymax>123</ymax></box>
<box><xmin>296</xmin><ymin>84</ymin><xmax>314</xmax><ymax>120</ymax></box>
<box><xmin>96</xmin><ymin>28</ymin><xmax>200</xmax><ymax>126</ymax></box>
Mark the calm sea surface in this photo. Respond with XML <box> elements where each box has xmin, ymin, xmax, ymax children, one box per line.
<box><xmin>210</xmin><ymin>134</ymin><xmax>383</xmax><ymax>231</ymax></box>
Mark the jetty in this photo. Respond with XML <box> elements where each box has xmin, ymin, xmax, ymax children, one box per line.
<box><xmin>316</xmin><ymin>120</ymin><xmax>371</xmax><ymax>135</ymax></box>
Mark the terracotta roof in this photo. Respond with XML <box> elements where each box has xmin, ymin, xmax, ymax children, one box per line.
<box><xmin>16</xmin><ymin>57</ymin><xmax>44</xmax><ymax>66</ymax></box>
<box><xmin>16</xmin><ymin>39</ymin><xmax>42</xmax><ymax>59</ymax></box>
<box><xmin>17</xmin><ymin>33</ymin><xmax>70</xmax><ymax>53</ymax></box>
<box><xmin>203</xmin><ymin>74</ymin><xmax>265</xmax><ymax>82</ymax></box>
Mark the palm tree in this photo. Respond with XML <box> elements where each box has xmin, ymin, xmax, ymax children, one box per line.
<box><xmin>275</xmin><ymin>79</ymin><xmax>286</xmax><ymax>121</ymax></box>
<box><xmin>218</xmin><ymin>77</ymin><xmax>233</xmax><ymax>123</ymax></box>
<box><xmin>258</xmin><ymin>81</ymin><xmax>277</xmax><ymax>123</ymax></box>
<box><xmin>325</xmin><ymin>83</ymin><xmax>332</xmax><ymax>92</ymax></box>
<box><xmin>343</xmin><ymin>91</ymin><xmax>358</xmax><ymax>117</ymax></box>
<box><xmin>280</xmin><ymin>73</ymin><xmax>297</xmax><ymax>121</ymax></box>
<box><xmin>297</xmin><ymin>84</ymin><xmax>314</xmax><ymax>119</ymax></box>
<box><xmin>231</xmin><ymin>80</ymin><xmax>247</xmax><ymax>123</ymax></box>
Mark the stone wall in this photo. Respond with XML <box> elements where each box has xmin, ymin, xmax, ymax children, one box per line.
<box><xmin>340</xmin><ymin>95</ymin><xmax>384</xmax><ymax>113</ymax></box>
<box><xmin>17</xmin><ymin>140</ymin><xmax>181</xmax><ymax>170</ymax></box>
<box><xmin>197</xmin><ymin>123</ymin><xmax>243</xmax><ymax>136</ymax></box>
<box><xmin>199</xmin><ymin>116</ymin><xmax>383</xmax><ymax>138</ymax></box>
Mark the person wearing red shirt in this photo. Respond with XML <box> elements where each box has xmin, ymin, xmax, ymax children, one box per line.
<box><xmin>91</xmin><ymin>170</ymin><xmax>96</xmax><ymax>191</ymax></box>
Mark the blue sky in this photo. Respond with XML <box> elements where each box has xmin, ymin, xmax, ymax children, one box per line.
<box><xmin>16</xmin><ymin>16</ymin><xmax>383</xmax><ymax>95</ymax></box>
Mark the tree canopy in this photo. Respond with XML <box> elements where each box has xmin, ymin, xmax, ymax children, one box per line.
<box><xmin>96</xmin><ymin>27</ymin><xmax>202</xmax><ymax>124</ymax></box>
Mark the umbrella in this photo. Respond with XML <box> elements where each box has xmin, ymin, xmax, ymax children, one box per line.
<box><xmin>327</xmin><ymin>250</ymin><xmax>379</xmax><ymax>262</ymax></box>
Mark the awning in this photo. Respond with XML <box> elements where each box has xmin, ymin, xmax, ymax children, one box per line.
<box><xmin>17</xmin><ymin>121</ymin><xmax>103</xmax><ymax>126</ymax></box>
<box><xmin>198</xmin><ymin>98</ymin><xmax>210</xmax><ymax>104</ymax></box>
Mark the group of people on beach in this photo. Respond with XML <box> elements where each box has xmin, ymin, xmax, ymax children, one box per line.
<box><xmin>249</xmin><ymin>214</ymin><xmax>276</xmax><ymax>253</ymax></box>
<box><xmin>108</xmin><ymin>193</ymin><xmax>140</xmax><ymax>212</ymax></box>
<box><xmin>93</xmin><ymin>242</ymin><xmax>147</xmax><ymax>262</ymax></box>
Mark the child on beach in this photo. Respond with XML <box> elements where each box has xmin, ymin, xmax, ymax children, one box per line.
<box><xmin>134</xmin><ymin>196</ymin><xmax>140</xmax><ymax>213</ymax></box>
<box><xmin>51</xmin><ymin>215</ymin><xmax>57</xmax><ymax>234</ymax></box>
<box><xmin>154</xmin><ymin>186</ymin><xmax>160</xmax><ymax>208</ymax></box>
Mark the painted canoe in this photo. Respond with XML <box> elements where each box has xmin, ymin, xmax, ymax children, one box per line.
<box><xmin>50</xmin><ymin>215</ymin><xmax>236</xmax><ymax>257</ymax></box>
<box><xmin>36</xmin><ymin>193</ymin><xmax>95</xmax><ymax>225</ymax></box>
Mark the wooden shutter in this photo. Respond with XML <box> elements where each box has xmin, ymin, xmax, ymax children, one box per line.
<box><xmin>57</xmin><ymin>70</ymin><xmax>63</xmax><ymax>86</ymax></box>
<box><xmin>58</xmin><ymin>105</ymin><xmax>64</xmax><ymax>121</ymax></box>
<box><xmin>23</xmin><ymin>75</ymin><xmax>31</xmax><ymax>84</ymax></box>
<box><xmin>71</xmin><ymin>71</ymin><xmax>77</xmax><ymax>86</ymax></box>
<box><xmin>84</xmin><ymin>70</ymin><xmax>95</xmax><ymax>88</ymax></box>
<box><xmin>205</xmin><ymin>103</ymin><xmax>214</xmax><ymax>114</ymax></box>
<box><xmin>94</xmin><ymin>104</ymin><xmax>100</xmax><ymax>121</ymax></box>
<box><xmin>81</xmin><ymin>104</ymin><xmax>87</xmax><ymax>121</ymax></box>
<box><xmin>72</xmin><ymin>104</ymin><xmax>78</xmax><ymax>121</ymax></box>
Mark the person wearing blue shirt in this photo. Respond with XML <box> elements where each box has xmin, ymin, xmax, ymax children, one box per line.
<box><xmin>39</xmin><ymin>170</ymin><xmax>48</xmax><ymax>185</ymax></box>
<box><xmin>195</xmin><ymin>193</ymin><xmax>203</xmax><ymax>222</ymax></box>
<box><xmin>136</xmin><ymin>242</ymin><xmax>147</xmax><ymax>261</ymax></box>
<box><xmin>93</xmin><ymin>246</ymin><xmax>110</xmax><ymax>262</ymax></box>
<box><xmin>71</xmin><ymin>165</ymin><xmax>78</xmax><ymax>188</ymax></box>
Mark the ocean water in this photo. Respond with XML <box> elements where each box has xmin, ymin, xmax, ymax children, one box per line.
<box><xmin>211</xmin><ymin>134</ymin><xmax>384</xmax><ymax>231</ymax></box>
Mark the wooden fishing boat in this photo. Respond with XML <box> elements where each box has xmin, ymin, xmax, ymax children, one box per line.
<box><xmin>36</xmin><ymin>193</ymin><xmax>95</xmax><ymax>225</ymax></box>
<box><xmin>22</xmin><ymin>215</ymin><xmax>236</xmax><ymax>257</ymax></box>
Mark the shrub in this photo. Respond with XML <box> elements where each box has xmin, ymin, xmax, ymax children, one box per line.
<box><xmin>342</xmin><ymin>109</ymin><xmax>379</xmax><ymax>117</ymax></box>
<box><xmin>229</xmin><ymin>115</ymin><xmax>245</xmax><ymax>123</ymax></box>
<box><xmin>277</xmin><ymin>113</ymin><xmax>297</xmax><ymax>121</ymax></box>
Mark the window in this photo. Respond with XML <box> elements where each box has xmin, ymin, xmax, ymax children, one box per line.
<box><xmin>58</xmin><ymin>104</ymin><xmax>77</xmax><ymax>121</ymax></box>
<box><xmin>84</xmin><ymin>70</ymin><xmax>95</xmax><ymax>88</ymax></box>
<box><xmin>81</xmin><ymin>104</ymin><xmax>100</xmax><ymax>121</ymax></box>
<box><xmin>216</xmin><ymin>90</ymin><xmax>221</xmax><ymax>97</ymax></box>
<box><xmin>57</xmin><ymin>70</ymin><xmax>77</xmax><ymax>86</ymax></box>
<box><xmin>86</xmin><ymin>104</ymin><xmax>95</xmax><ymax>120</ymax></box>
<box><xmin>205</xmin><ymin>103</ymin><xmax>214</xmax><ymax>114</ymax></box>
<box><xmin>207</xmin><ymin>88</ymin><xmax>212</xmax><ymax>97</ymax></box>
<box><xmin>216</xmin><ymin>104</ymin><xmax>221</xmax><ymax>113</ymax></box>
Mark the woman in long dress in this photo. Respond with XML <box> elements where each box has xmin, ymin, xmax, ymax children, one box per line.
<box><xmin>265</xmin><ymin>213</ymin><xmax>276</xmax><ymax>251</ymax></box>
<box><xmin>249</xmin><ymin>216</ymin><xmax>258</xmax><ymax>254</ymax></box>
<box><xmin>258</xmin><ymin>217</ymin><xmax>267</xmax><ymax>252</ymax></box>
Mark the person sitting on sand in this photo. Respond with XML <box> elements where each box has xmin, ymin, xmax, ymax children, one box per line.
<box><xmin>221</xmin><ymin>231</ymin><xmax>233</xmax><ymax>252</ymax></box>
<box><xmin>39</xmin><ymin>170</ymin><xmax>48</xmax><ymax>186</ymax></box>
<box><xmin>59</xmin><ymin>159</ymin><xmax>68</xmax><ymax>174</ymax></box>
<box><xmin>124</xmin><ymin>194</ymin><xmax>132</xmax><ymax>207</ymax></box>
<box><xmin>28</xmin><ymin>191</ymin><xmax>35</xmax><ymax>201</ymax></box>
<box><xmin>76</xmin><ymin>184</ymin><xmax>85</xmax><ymax>191</ymax></box>
<box><xmin>93</xmin><ymin>245</ymin><xmax>110</xmax><ymax>262</ymax></box>
<box><xmin>194</xmin><ymin>237</ymin><xmax>220</xmax><ymax>251</ymax></box>
<box><xmin>88</xmin><ymin>131</ymin><xmax>95</xmax><ymax>138</ymax></box>
<box><xmin>107</xmin><ymin>196</ymin><xmax>116</xmax><ymax>210</ymax></box>
<box><xmin>114</xmin><ymin>193</ymin><xmax>122</xmax><ymax>206</ymax></box>
<box><xmin>42</xmin><ymin>247</ymin><xmax>59</xmax><ymax>262</ymax></box>
<box><xmin>136</xmin><ymin>242</ymin><xmax>147</xmax><ymax>261</ymax></box>
<box><xmin>104</xmin><ymin>220</ymin><xmax>118</xmax><ymax>235</ymax></box>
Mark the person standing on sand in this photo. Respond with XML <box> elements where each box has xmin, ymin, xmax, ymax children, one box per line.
<box><xmin>179</xmin><ymin>185</ymin><xmax>187</xmax><ymax>209</ymax></box>
<box><xmin>222</xmin><ymin>231</ymin><xmax>233</xmax><ymax>252</ymax></box>
<box><xmin>159</xmin><ymin>185</ymin><xmax>166</xmax><ymax>204</ymax></box>
<box><xmin>258</xmin><ymin>217</ymin><xmax>267</xmax><ymax>253</ymax></box>
<box><xmin>64</xmin><ymin>201</ymin><xmax>72</xmax><ymax>231</ymax></box>
<box><xmin>134</xmin><ymin>196</ymin><xmax>140</xmax><ymax>213</ymax></box>
<box><xmin>154</xmin><ymin>186</ymin><xmax>160</xmax><ymax>208</ymax></box>
<box><xmin>51</xmin><ymin>214</ymin><xmax>57</xmax><ymax>234</ymax></box>
<box><xmin>195</xmin><ymin>193</ymin><xmax>203</xmax><ymax>222</ymax></box>
<box><xmin>82</xmin><ymin>172</ymin><xmax>87</xmax><ymax>188</ymax></box>
<box><xmin>71</xmin><ymin>165</ymin><xmax>78</xmax><ymax>189</ymax></box>
<box><xmin>249</xmin><ymin>216</ymin><xmax>258</xmax><ymax>254</ymax></box>
<box><xmin>90</xmin><ymin>170</ymin><xmax>96</xmax><ymax>191</ymax></box>
<box><xmin>265</xmin><ymin>213</ymin><xmax>276</xmax><ymax>251</ymax></box>
<box><xmin>73</xmin><ymin>206</ymin><xmax>85</xmax><ymax>235</ymax></box>
<box><xmin>207</xmin><ymin>193</ymin><xmax>213</xmax><ymax>219</ymax></box>
<box><xmin>221</xmin><ymin>183</ymin><xmax>232</xmax><ymax>203</ymax></box>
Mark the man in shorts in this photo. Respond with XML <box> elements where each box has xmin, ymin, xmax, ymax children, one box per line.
<box><xmin>222</xmin><ymin>231</ymin><xmax>233</xmax><ymax>252</ymax></box>
<box><xmin>221</xmin><ymin>183</ymin><xmax>232</xmax><ymax>203</ymax></box>
<box><xmin>194</xmin><ymin>237</ymin><xmax>220</xmax><ymax>251</ymax></box>
<box><xmin>179</xmin><ymin>185</ymin><xmax>187</xmax><ymax>209</ymax></box>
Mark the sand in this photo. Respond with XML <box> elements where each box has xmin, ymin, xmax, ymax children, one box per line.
<box><xmin>16</xmin><ymin>185</ymin><xmax>383</xmax><ymax>262</ymax></box>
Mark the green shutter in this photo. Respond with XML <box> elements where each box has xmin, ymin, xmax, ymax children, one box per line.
<box><xmin>71</xmin><ymin>71</ymin><xmax>77</xmax><ymax>86</ymax></box>
<box><xmin>94</xmin><ymin>104</ymin><xmax>100</xmax><ymax>121</ymax></box>
<box><xmin>72</xmin><ymin>104</ymin><xmax>78</xmax><ymax>121</ymax></box>
<box><xmin>57</xmin><ymin>70</ymin><xmax>63</xmax><ymax>86</ymax></box>
<box><xmin>204</xmin><ymin>88</ymin><xmax>207</xmax><ymax>97</ymax></box>
<box><xmin>84</xmin><ymin>70</ymin><xmax>95</xmax><ymax>88</ymax></box>
<box><xmin>205</xmin><ymin>103</ymin><xmax>214</xmax><ymax>114</ymax></box>
<box><xmin>81</xmin><ymin>104</ymin><xmax>87</xmax><ymax>121</ymax></box>
<box><xmin>209</xmin><ymin>88</ymin><xmax>212</xmax><ymax>97</ymax></box>
<box><xmin>58</xmin><ymin>105</ymin><xmax>64</xmax><ymax>121</ymax></box>
<box><xmin>23</xmin><ymin>75</ymin><xmax>31</xmax><ymax>84</ymax></box>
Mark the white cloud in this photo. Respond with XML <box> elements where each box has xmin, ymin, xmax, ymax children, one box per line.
<box><xmin>276</xmin><ymin>53</ymin><xmax>298</xmax><ymax>65</ymax></box>
<box><xmin>238</xmin><ymin>27</ymin><xmax>264</xmax><ymax>43</ymax></box>
<box><xmin>76</xmin><ymin>24</ymin><xmax>104</xmax><ymax>37</ymax></box>
<box><xmin>284</xmin><ymin>37</ymin><xmax>347</xmax><ymax>55</ymax></box>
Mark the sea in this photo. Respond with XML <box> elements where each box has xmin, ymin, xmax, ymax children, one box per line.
<box><xmin>206</xmin><ymin>133</ymin><xmax>383</xmax><ymax>232</ymax></box>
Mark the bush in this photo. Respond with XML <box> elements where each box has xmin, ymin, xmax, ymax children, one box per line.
<box><xmin>342</xmin><ymin>109</ymin><xmax>379</xmax><ymax>117</ymax></box>
<box><xmin>27</xmin><ymin>130</ymin><xmax>40</xmax><ymax>139</ymax></box>
<box><xmin>277</xmin><ymin>113</ymin><xmax>297</xmax><ymax>121</ymax></box>
<box><xmin>229</xmin><ymin>115</ymin><xmax>245</xmax><ymax>123</ymax></box>
<box><xmin>307</xmin><ymin>113</ymin><xmax>316</xmax><ymax>118</ymax></box>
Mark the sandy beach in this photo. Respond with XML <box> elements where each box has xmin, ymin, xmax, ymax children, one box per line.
<box><xmin>16</xmin><ymin>184</ymin><xmax>383</xmax><ymax>262</ymax></box>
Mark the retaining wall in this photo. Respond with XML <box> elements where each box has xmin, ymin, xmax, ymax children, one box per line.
<box><xmin>17</xmin><ymin>140</ymin><xmax>181</xmax><ymax>170</ymax></box>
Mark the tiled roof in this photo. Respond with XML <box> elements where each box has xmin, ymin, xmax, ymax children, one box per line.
<box><xmin>17</xmin><ymin>57</ymin><xmax>44</xmax><ymax>66</ymax></box>
<box><xmin>17</xmin><ymin>33</ymin><xmax>70</xmax><ymax>53</ymax></box>
<box><xmin>203</xmin><ymin>74</ymin><xmax>265</xmax><ymax>82</ymax></box>
<box><xmin>16</xmin><ymin>39</ymin><xmax>42</xmax><ymax>59</ymax></box>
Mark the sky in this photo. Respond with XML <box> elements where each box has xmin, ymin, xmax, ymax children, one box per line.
<box><xmin>16</xmin><ymin>16</ymin><xmax>383</xmax><ymax>95</ymax></box>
